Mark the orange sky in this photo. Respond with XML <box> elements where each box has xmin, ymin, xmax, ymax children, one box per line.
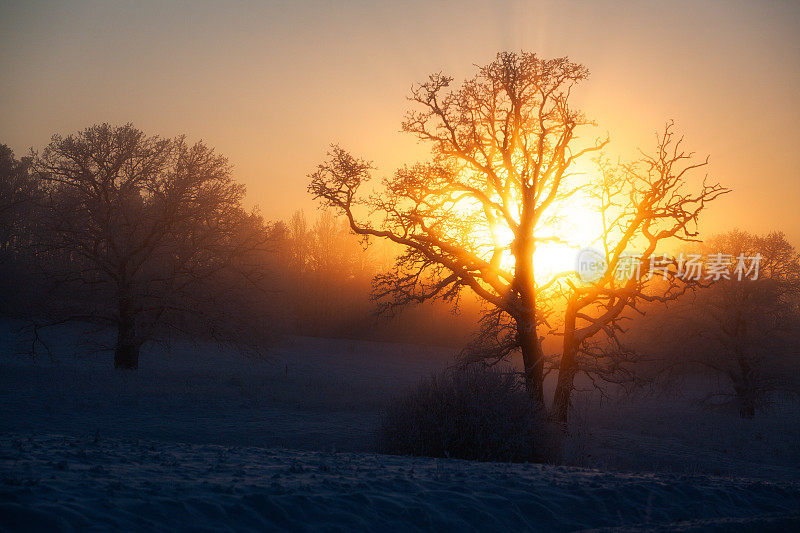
<box><xmin>2</xmin><ymin>0</ymin><xmax>799</xmax><ymax>243</ymax></box>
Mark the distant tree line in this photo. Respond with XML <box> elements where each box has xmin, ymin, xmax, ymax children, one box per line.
<box><xmin>270</xmin><ymin>209</ymin><xmax>482</xmax><ymax>344</ymax></box>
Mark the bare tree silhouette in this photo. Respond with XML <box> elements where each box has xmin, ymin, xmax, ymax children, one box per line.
<box><xmin>32</xmin><ymin>124</ymin><xmax>270</xmax><ymax>369</ymax></box>
<box><xmin>310</xmin><ymin>52</ymin><xmax>606</xmax><ymax>405</ymax></box>
<box><xmin>550</xmin><ymin>124</ymin><xmax>729</xmax><ymax>421</ymax></box>
<box><xmin>310</xmin><ymin>53</ymin><xmax>729</xmax><ymax>416</ymax></box>
<box><xmin>639</xmin><ymin>230</ymin><xmax>800</xmax><ymax>418</ymax></box>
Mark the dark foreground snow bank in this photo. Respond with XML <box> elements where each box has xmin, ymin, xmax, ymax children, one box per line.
<box><xmin>1</xmin><ymin>433</ymin><xmax>798</xmax><ymax>532</ymax></box>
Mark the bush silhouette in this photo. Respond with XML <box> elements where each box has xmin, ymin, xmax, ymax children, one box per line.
<box><xmin>377</xmin><ymin>367</ymin><xmax>557</xmax><ymax>463</ymax></box>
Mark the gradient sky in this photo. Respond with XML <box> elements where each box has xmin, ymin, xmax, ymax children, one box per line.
<box><xmin>2</xmin><ymin>0</ymin><xmax>799</xmax><ymax>242</ymax></box>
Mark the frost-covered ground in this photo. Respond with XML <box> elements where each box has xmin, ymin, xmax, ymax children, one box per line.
<box><xmin>0</xmin><ymin>329</ymin><xmax>455</xmax><ymax>452</ymax></box>
<box><xmin>1</xmin><ymin>321</ymin><xmax>799</xmax><ymax>530</ymax></box>
<box><xmin>2</xmin><ymin>434</ymin><xmax>799</xmax><ymax>532</ymax></box>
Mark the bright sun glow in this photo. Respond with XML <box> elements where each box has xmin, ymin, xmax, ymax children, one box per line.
<box><xmin>488</xmin><ymin>190</ymin><xmax>605</xmax><ymax>285</ymax></box>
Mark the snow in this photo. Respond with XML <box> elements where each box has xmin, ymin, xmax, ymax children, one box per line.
<box><xmin>2</xmin><ymin>321</ymin><xmax>800</xmax><ymax>530</ymax></box>
<box><xmin>0</xmin><ymin>332</ymin><xmax>455</xmax><ymax>452</ymax></box>
<box><xmin>3</xmin><ymin>434</ymin><xmax>799</xmax><ymax>532</ymax></box>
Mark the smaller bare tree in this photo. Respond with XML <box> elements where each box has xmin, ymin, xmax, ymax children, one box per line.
<box><xmin>32</xmin><ymin>124</ymin><xmax>271</xmax><ymax>369</ymax></box>
<box><xmin>550</xmin><ymin>124</ymin><xmax>729</xmax><ymax>422</ymax></box>
<box><xmin>638</xmin><ymin>230</ymin><xmax>800</xmax><ymax>418</ymax></box>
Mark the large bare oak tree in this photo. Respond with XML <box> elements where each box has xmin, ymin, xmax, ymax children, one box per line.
<box><xmin>311</xmin><ymin>52</ymin><xmax>604</xmax><ymax>404</ymax></box>
<box><xmin>310</xmin><ymin>52</ymin><xmax>727</xmax><ymax>414</ymax></box>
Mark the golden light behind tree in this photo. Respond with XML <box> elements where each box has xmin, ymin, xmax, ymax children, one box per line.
<box><xmin>311</xmin><ymin>52</ymin><xmax>728</xmax><ymax>416</ymax></box>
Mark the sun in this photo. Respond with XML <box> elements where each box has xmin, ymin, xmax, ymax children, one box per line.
<box><xmin>489</xmin><ymin>189</ymin><xmax>604</xmax><ymax>285</ymax></box>
<box><xmin>536</xmin><ymin>190</ymin><xmax>606</xmax><ymax>284</ymax></box>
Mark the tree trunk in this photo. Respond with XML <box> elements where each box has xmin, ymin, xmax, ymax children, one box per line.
<box><xmin>114</xmin><ymin>288</ymin><xmax>140</xmax><ymax>370</ymax></box>
<box><xmin>734</xmin><ymin>355</ymin><xmax>755</xmax><ymax>419</ymax></box>
<box><xmin>553</xmin><ymin>345</ymin><xmax>577</xmax><ymax>423</ymax></box>
<box><xmin>514</xmin><ymin>256</ymin><xmax>544</xmax><ymax>407</ymax></box>
<box><xmin>114</xmin><ymin>341</ymin><xmax>140</xmax><ymax>370</ymax></box>
<box><xmin>553</xmin><ymin>302</ymin><xmax>578</xmax><ymax>423</ymax></box>
<box><xmin>518</xmin><ymin>315</ymin><xmax>545</xmax><ymax>406</ymax></box>
<box><xmin>513</xmin><ymin>210</ymin><xmax>545</xmax><ymax>408</ymax></box>
<box><xmin>737</xmin><ymin>389</ymin><xmax>755</xmax><ymax>419</ymax></box>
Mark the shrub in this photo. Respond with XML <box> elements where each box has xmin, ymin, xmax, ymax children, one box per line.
<box><xmin>377</xmin><ymin>366</ymin><xmax>558</xmax><ymax>462</ymax></box>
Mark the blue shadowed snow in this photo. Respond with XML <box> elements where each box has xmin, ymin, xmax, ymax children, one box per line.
<box><xmin>2</xmin><ymin>321</ymin><xmax>800</xmax><ymax>530</ymax></box>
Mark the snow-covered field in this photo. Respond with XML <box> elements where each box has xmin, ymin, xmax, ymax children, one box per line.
<box><xmin>3</xmin><ymin>434</ymin><xmax>799</xmax><ymax>532</ymax></box>
<box><xmin>0</xmin><ymin>331</ymin><xmax>455</xmax><ymax>452</ymax></box>
<box><xmin>2</xmin><ymin>321</ymin><xmax>799</xmax><ymax>531</ymax></box>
